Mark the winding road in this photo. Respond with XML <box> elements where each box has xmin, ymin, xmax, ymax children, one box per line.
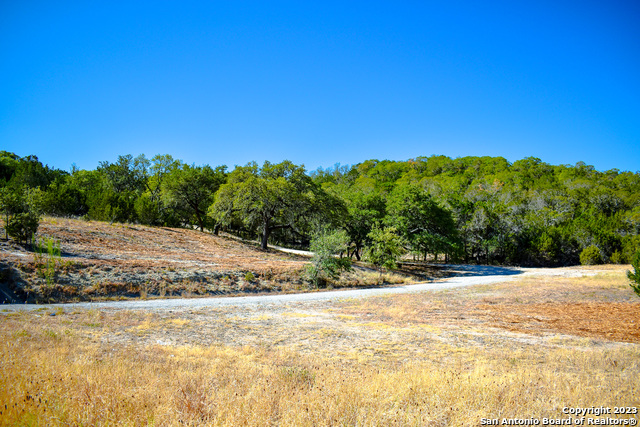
<box><xmin>2</xmin><ymin>264</ymin><xmax>531</xmax><ymax>311</ymax></box>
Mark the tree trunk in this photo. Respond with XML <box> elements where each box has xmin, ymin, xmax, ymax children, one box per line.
<box><xmin>464</xmin><ymin>240</ymin><xmax>469</xmax><ymax>263</ymax></box>
<box><xmin>260</xmin><ymin>219</ymin><xmax>270</xmax><ymax>250</ymax></box>
<box><xmin>213</xmin><ymin>223</ymin><xmax>220</xmax><ymax>235</ymax></box>
<box><xmin>195</xmin><ymin>211</ymin><xmax>204</xmax><ymax>232</ymax></box>
<box><xmin>486</xmin><ymin>242</ymin><xmax>490</xmax><ymax>264</ymax></box>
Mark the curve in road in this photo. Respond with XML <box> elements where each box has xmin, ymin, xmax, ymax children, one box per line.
<box><xmin>1</xmin><ymin>265</ymin><xmax>525</xmax><ymax>311</ymax></box>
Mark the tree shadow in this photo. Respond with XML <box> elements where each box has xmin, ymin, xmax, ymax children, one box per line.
<box><xmin>440</xmin><ymin>264</ymin><xmax>523</xmax><ymax>277</ymax></box>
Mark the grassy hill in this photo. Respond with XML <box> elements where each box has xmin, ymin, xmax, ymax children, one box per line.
<box><xmin>0</xmin><ymin>217</ymin><xmax>436</xmax><ymax>303</ymax></box>
<box><xmin>1</xmin><ymin>217</ymin><xmax>313</xmax><ymax>303</ymax></box>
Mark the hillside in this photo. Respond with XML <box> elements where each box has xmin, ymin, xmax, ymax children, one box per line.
<box><xmin>0</xmin><ymin>217</ymin><xmax>440</xmax><ymax>303</ymax></box>
<box><xmin>1</xmin><ymin>217</ymin><xmax>310</xmax><ymax>302</ymax></box>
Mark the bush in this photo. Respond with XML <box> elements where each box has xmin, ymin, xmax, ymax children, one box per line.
<box><xmin>610</xmin><ymin>251</ymin><xmax>623</xmax><ymax>264</ymax></box>
<box><xmin>363</xmin><ymin>226</ymin><xmax>405</xmax><ymax>283</ymax></box>
<box><xmin>306</xmin><ymin>228</ymin><xmax>351</xmax><ymax>288</ymax></box>
<box><xmin>580</xmin><ymin>245</ymin><xmax>602</xmax><ymax>265</ymax></box>
<box><xmin>622</xmin><ymin>236</ymin><xmax>640</xmax><ymax>265</ymax></box>
<box><xmin>628</xmin><ymin>250</ymin><xmax>640</xmax><ymax>298</ymax></box>
<box><xmin>134</xmin><ymin>192</ymin><xmax>161</xmax><ymax>225</ymax></box>
<box><xmin>5</xmin><ymin>212</ymin><xmax>39</xmax><ymax>245</ymax></box>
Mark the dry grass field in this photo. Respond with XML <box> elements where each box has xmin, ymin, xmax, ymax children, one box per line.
<box><xmin>1</xmin><ymin>266</ymin><xmax>639</xmax><ymax>426</ymax></box>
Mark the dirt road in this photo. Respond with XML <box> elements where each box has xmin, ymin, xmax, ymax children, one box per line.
<box><xmin>2</xmin><ymin>264</ymin><xmax>533</xmax><ymax>311</ymax></box>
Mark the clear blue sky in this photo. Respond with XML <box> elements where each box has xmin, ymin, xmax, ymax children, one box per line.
<box><xmin>1</xmin><ymin>0</ymin><xmax>639</xmax><ymax>173</ymax></box>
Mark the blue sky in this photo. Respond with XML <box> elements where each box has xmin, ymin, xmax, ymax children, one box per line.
<box><xmin>1</xmin><ymin>0</ymin><xmax>639</xmax><ymax>173</ymax></box>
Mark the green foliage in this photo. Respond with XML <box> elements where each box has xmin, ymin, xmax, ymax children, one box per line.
<box><xmin>610</xmin><ymin>251</ymin><xmax>623</xmax><ymax>264</ymax></box>
<box><xmin>386</xmin><ymin>183</ymin><xmax>459</xmax><ymax>262</ymax></box>
<box><xmin>93</xmin><ymin>154</ymin><xmax>150</xmax><ymax>223</ymax></box>
<box><xmin>98</xmin><ymin>154</ymin><xmax>149</xmax><ymax>195</ymax></box>
<box><xmin>134</xmin><ymin>192</ymin><xmax>162</xmax><ymax>225</ymax></box>
<box><xmin>306</xmin><ymin>228</ymin><xmax>351</xmax><ymax>288</ymax></box>
<box><xmin>330</xmin><ymin>188</ymin><xmax>385</xmax><ymax>260</ymax></box>
<box><xmin>244</xmin><ymin>271</ymin><xmax>255</xmax><ymax>282</ymax></box>
<box><xmin>363</xmin><ymin>226</ymin><xmax>405</xmax><ymax>275</ymax></box>
<box><xmin>42</xmin><ymin>178</ymin><xmax>87</xmax><ymax>216</ymax></box>
<box><xmin>628</xmin><ymin>250</ymin><xmax>640</xmax><ymax>297</ymax></box>
<box><xmin>2</xmin><ymin>149</ymin><xmax>639</xmax><ymax>268</ymax></box>
<box><xmin>34</xmin><ymin>237</ymin><xmax>65</xmax><ymax>287</ymax></box>
<box><xmin>211</xmin><ymin>161</ymin><xmax>342</xmax><ymax>249</ymax></box>
<box><xmin>165</xmin><ymin>163</ymin><xmax>227</xmax><ymax>231</ymax></box>
<box><xmin>580</xmin><ymin>245</ymin><xmax>602</xmax><ymax>265</ymax></box>
<box><xmin>0</xmin><ymin>185</ymin><xmax>41</xmax><ymax>244</ymax></box>
<box><xmin>621</xmin><ymin>235</ymin><xmax>640</xmax><ymax>265</ymax></box>
<box><xmin>5</xmin><ymin>212</ymin><xmax>39</xmax><ymax>245</ymax></box>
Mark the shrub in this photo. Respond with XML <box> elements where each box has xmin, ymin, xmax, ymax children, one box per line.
<box><xmin>580</xmin><ymin>245</ymin><xmax>602</xmax><ymax>265</ymax></box>
<box><xmin>134</xmin><ymin>192</ymin><xmax>161</xmax><ymax>226</ymax></box>
<box><xmin>5</xmin><ymin>212</ymin><xmax>39</xmax><ymax>245</ymax></box>
<box><xmin>363</xmin><ymin>226</ymin><xmax>405</xmax><ymax>284</ymax></box>
<box><xmin>622</xmin><ymin>236</ymin><xmax>640</xmax><ymax>265</ymax></box>
<box><xmin>610</xmin><ymin>251</ymin><xmax>623</xmax><ymax>264</ymax></box>
<box><xmin>628</xmin><ymin>250</ymin><xmax>640</xmax><ymax>298</ymax></box>
<box><xmin>244</xmin><ymin>271</ymin><xmax>255</xmax><ymax>282</ymax></box>
<box><xmin>305</xmin><ymin>228</ymin><xmax>351</xmax><ymax>288</ymax></box>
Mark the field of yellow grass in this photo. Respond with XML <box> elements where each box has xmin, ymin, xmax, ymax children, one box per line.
<box><xmin>1</xmin><ymin>266</ymin><xmax>639</xmax><ymax>426</ymax></box>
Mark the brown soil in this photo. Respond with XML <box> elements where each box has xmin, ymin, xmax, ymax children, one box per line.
<box><xmin>477</xmin><ymin>301</ymin><xmax>640</xmax><ymax>342</ymax></box>
<box><xmin>337</xmin><ymin>268</ymin><xmax>640</xmax><ymax>344</ymax></box>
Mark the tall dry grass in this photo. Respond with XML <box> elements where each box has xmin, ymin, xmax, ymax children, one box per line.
<box><xmin>1</xmin><ymin>311</ymin><xmax>638</xmax><ymax>426</ymax></box>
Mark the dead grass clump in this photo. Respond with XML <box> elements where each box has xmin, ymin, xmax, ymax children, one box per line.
<box><xmin>83</xmin><ymin>281</ymin><xmax>133</xmax><ymax>298</ymax></box>
<box><xmin>334</xmin><ymin>269</ymin><xmax>411</xmax><ymax>288</ymax></box>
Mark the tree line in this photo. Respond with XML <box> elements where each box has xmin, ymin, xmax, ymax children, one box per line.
<box><xmin>1</xmin><ymin>151</ymin><xmax>639</xmax><ymax>267</ymax></box>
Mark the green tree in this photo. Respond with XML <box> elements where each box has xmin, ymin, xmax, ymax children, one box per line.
<box><xmin>334</xmin><ymin>188</ymin><xmax>386</xmax><ymax>260</ymax></box>
<box><xmin>628</xmin><ymin>250</ymin><xmax>640</xmax><ymax>297</ymax></box>
<box><xmin>98</xmin><ymin>154</ymin><xmax>149</xmax><ymax>195</ymax></box>
<box><xmin>363</xmin><ymin>226</ymin><xmax>405</xmax><ymax>282</ymax></box>
<box><xmin>5</xmin><ymin>212</ymin><xmax>39</xmax><ymax>245</ymax></box>
<box><xmin>211</xmin><ymin>161</ymin><xmax>336</xmax><ymax>250</ymax></box>
<box><xmin>135</xmin><ymin>154</ymin><xmax>180</xmax><ymax>225</ymax></box>
<box><xmin>95</xmin><ymin>154</ymin><xmax>150</xmax><ymax>222</ymax></box>
<box><xmin>0</xmin><ymin>186</ymin><xmax>42</xmax><ymax>245</ymax></box>
<box><xmin>306</xmin><ymin>228</ymin><xmax>351</xmax><ymax>288</ymax></box>
<box><xmin>164</xmin><ymin>163</ymin><xmax>227</xmax><ymax>232</ymax></box>
<box><xmin>0</xmin><ymin>186</ymin><xmax>21</xmax><ymax>238</ymax></box>
<box><xmin>386</xmin><ymin>184</ymin><xmax>458</xmax><ymax>262</ymax></box>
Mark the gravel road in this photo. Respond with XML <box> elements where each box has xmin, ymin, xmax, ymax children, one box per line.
<box><xmin>2</xmin><ymin>265</ymin><xmax>528</xmax><ymax>311</ymax></box>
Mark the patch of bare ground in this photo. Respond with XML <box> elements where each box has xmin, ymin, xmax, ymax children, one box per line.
<box><xmin>338</xmin><ymin>267</ymin><xmax>640</xmax><ymax>344</ymax></box>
